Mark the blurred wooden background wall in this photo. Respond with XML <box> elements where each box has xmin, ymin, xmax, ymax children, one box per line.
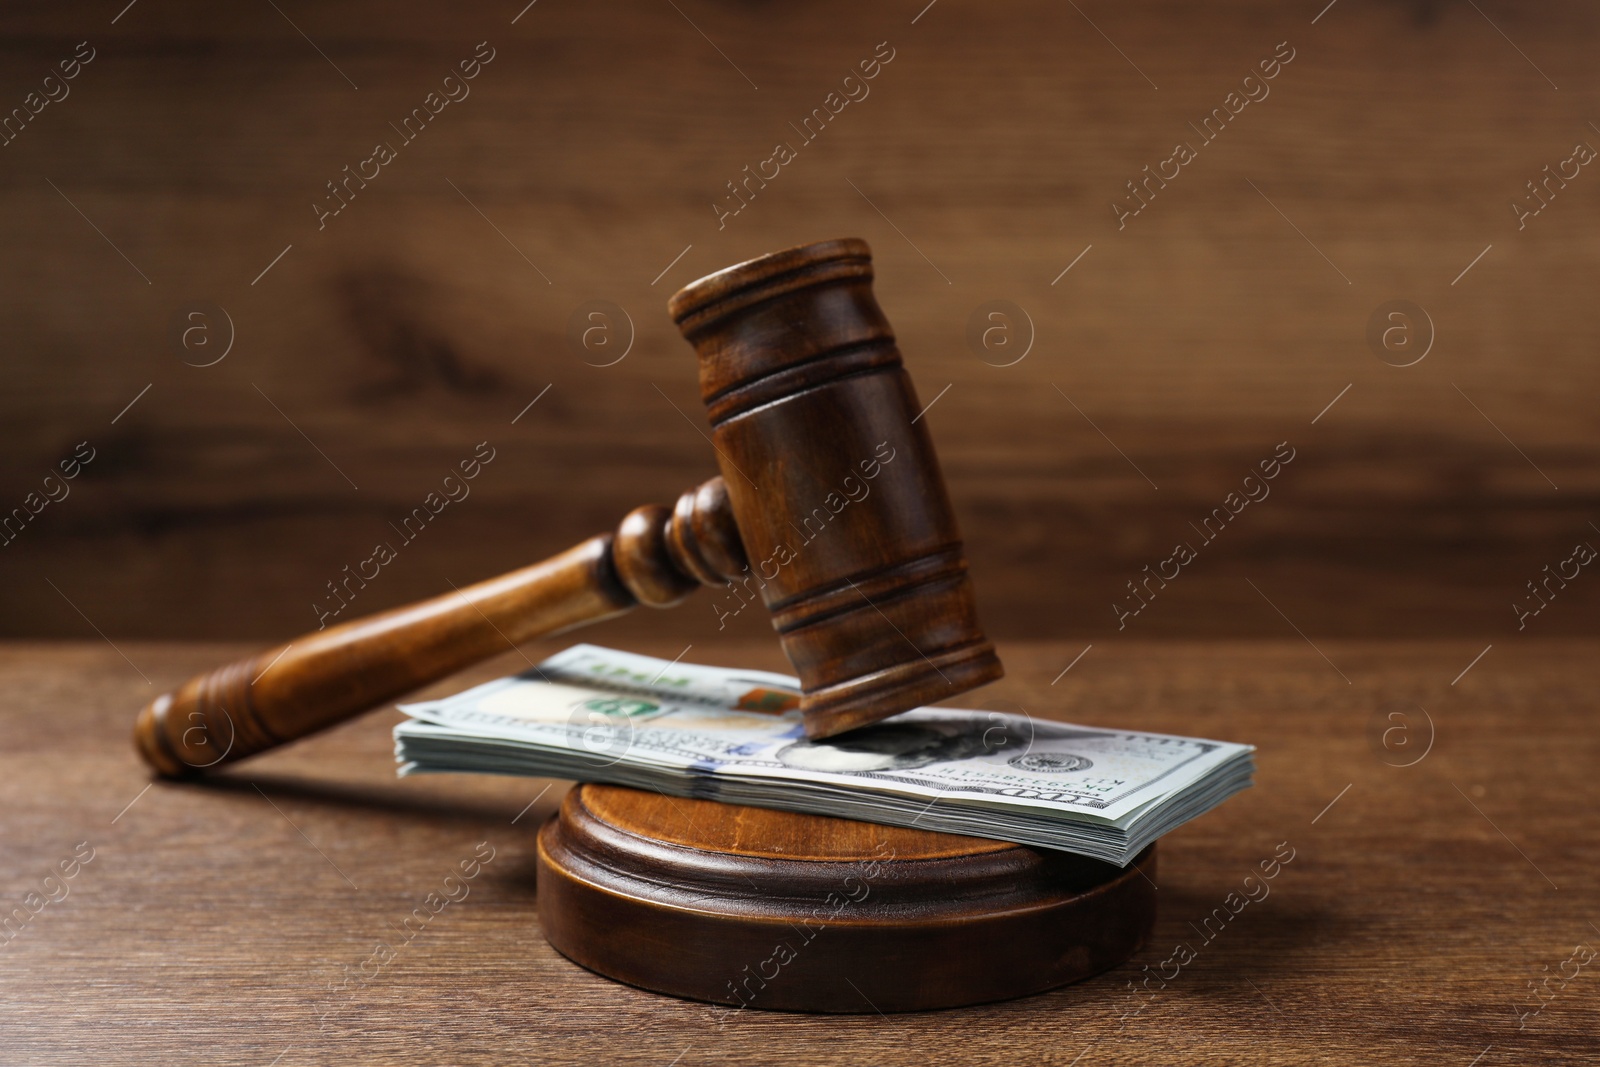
<box><xmin>1</xmin><ymin>0</ymin><xmax>1596</xmax><ymax>645</ymax></box>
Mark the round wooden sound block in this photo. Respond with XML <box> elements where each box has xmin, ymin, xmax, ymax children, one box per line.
<box><xmin>536</xmin><ymin>784</ymin><xmax>1157</xmax><ymax>1013</ymax></box>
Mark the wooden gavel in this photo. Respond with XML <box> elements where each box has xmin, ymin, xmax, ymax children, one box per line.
<box><xmin>134</xmin><ymin>238</ymin><xmax>1003</xmax><ymax>777</ymax></box>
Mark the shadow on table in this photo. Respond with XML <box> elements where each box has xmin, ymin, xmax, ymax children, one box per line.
<box><xmin>161</xmin><ymin>771</ymin><xmax>557</xmax><ymax>892</ymax></box>
<box><xmin>956</xmin><ymin>878</ymin><xmax>1353</xmax><ymax>1022</ymax></box>
<box><xmin>164</xmin><ymin>770</ymin><xmax>566</xmax><ymax>829</ymax></box>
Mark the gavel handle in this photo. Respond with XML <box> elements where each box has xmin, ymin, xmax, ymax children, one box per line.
<box><xmin>134</xmin><ymin>479</ymin><xmax>744</xmax><ymax>777</ymax></box>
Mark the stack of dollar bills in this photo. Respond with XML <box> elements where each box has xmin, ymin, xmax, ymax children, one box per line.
<box><xmin>394</xmin><ymin>645</ymin><xmax>1254</xmax><ymax>866</ymax></box>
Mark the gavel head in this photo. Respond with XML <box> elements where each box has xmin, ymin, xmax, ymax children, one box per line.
<box><xmin>668</xmin><ymin>237</ymin><xmax>1003</xmax><ymax>738</ymax></box>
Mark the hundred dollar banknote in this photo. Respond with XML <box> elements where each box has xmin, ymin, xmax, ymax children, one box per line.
<box><xmin>394</xmin><ymin>644</ymin><xmax>1255</xmax><ymax>865</ymax></box>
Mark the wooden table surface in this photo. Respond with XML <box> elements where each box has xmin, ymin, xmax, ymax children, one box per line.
<box><xmin>3</xmin><ymin>637</ymin><xmax>1595</xmax><ymax>1065</ymax></box>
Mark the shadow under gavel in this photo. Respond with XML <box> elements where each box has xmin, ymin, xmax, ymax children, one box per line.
<box><xmin>135</xmin><ymin>238</ymin><xmax>1003</xmax><ymax>778</ymax></box>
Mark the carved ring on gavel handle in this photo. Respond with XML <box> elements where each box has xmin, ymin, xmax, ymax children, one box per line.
<box><xmin>134</xmin><ymin>237</ymin><xmax>1003</xmax><ymax>778</ymax></box>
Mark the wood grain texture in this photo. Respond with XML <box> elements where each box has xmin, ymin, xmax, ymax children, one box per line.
<box><xmin>2</xmin><ymin>1</ymin><xmax>1598</xmax><ymax>642</ymax></box>
<box><xmin>536</xmin><ymin>784</ymin><xmax>1156</xmax><ymax>1011</ymax></box>
<box><xmin>2</xmin><ymin>638</ymin><xmax>1596</xmax><ymax>1064</ymax></box>
<box><xmin>576</xmin><ymin>782</ymin><xmax>1018</xmax><ymax>862</ymax></box>
<box><xmin>135</xmin><ymin>234</ymin><xmax>1009</xmax><ymax>769</ymax></box>
<box><xmin>131</xmin><ymin>476</ymin><xmax>744</xmax><ymax>776</ymax></box>
<box><xmin>669</xmin><ymin>237</ymin><xmax>1002</xmax><ymax>735</ymax></box>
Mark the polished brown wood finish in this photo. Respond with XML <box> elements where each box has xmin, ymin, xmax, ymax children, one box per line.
<box><xmin>134</xmin><ymin>477</ymin><xmax>747</xmax><ymax>776</ymax></box>
<box><xmin>11</xmin><ymin>639</ymin><xmax>1598</xmax><ymax>1063</ymax></box>
<box><xmin>537</xmin><ymin>783</ymin><xmax>1156</xmax><ymax>1012</ymax></box>
<box><xmin>671</xmin><ymin>239</ymin><xmax>1002</xmax><ymax>737</ymax></box>
<box><xmin>134</xmin><ymin>241</ymin><xmax>1002</xmax><ymax>774</ymax></box>
<box><xmin>7</xmin><ymin>1</ymin><xmax>1600</xmax><ymax>648</ymax></box>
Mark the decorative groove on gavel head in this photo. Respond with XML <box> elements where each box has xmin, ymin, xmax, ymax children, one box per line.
<box><xmin>131</xmin><ymin>239</ymin><xmax>1000</xmax><ymax>776</ymax></box>
<box><xmin>669</xmin><ymin>237</ymin><xmax>1004</xmax><ymax>738</ymax></box>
